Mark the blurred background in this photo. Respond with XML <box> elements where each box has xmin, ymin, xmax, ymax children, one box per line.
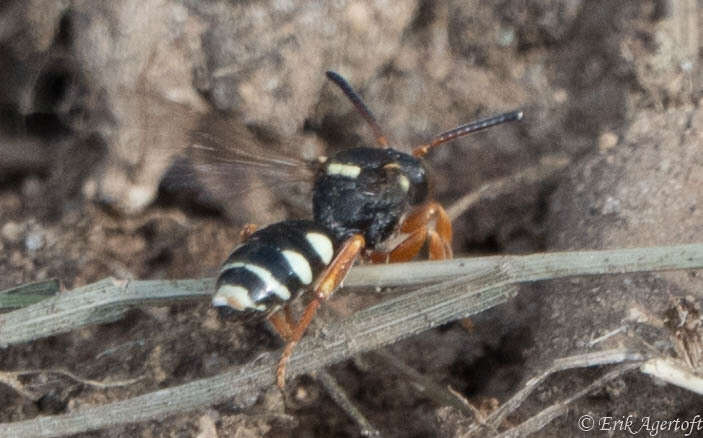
<box><xmin>0</xmin><ymin>0</ymin><xmax>701</xmax><ymax>436</ymax></box>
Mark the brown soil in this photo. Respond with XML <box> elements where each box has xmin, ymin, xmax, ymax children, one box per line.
<box><xmin>1</xmin><ymin>1</ymin><xmax>701</xmax><ymax>437</ymax></box>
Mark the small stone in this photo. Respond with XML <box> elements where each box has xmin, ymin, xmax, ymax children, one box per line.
<box><xmin>553</xmin><ymin>88</ymin><xmax>568</xmax><ymax>104</ymax></box>
<box><xmin>598</xmin><ymin>131</ymin><xmax>619</xmax><ymax>151</ymax></box>
<box><xmin>497</xmin><ymin>27</ymin><xmax>515</xmax><ymax>47</ymax></box>
<box><xmin>345</xmin><ymin>2</ymin><xmax>370</xmax><ymax>33</ymax></box>
<box><xmin>602</xmin><ymin>196</ymin><xmax>621</xmax><ymax>215</ymax></box>
<box><xmin>2</xmin><ymin>222</ymin><xmax>23</xmax><ymax>243</ymax></box>
<box><xmin>25</xmin><ymin>232</ymin><xmax>45</xmax><ymax>251</ymax></box>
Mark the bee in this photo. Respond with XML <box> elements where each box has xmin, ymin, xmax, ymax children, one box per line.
<box><xmin>209</xmin><ymin>71</ymin><xmax>522</xmax><ymax>387</ymax></box>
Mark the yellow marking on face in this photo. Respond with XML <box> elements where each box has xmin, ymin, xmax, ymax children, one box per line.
<box><xmin>398</xmin><ymin>174</ymin><xmax>410</xmax><ymax>192</ymax></box>
<box><xmin>383</xmin><ymin>162</ymin><xmax>409</xmax><ymax>192</ymax></box>
<box><xmin>327</xmin><ymin>162</ymin><xmax>361</xmax><ymax>178</ymax></box>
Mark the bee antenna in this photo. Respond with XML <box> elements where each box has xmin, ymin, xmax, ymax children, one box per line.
<box><xmin>326</xmin><ymin>71</ymin><xmax>389</xmax><ymax>147</ymax></box>
<box><xmin>412</xmin><ymin>110</ymin><xmax>524</xmax><ymax>157</ymax></box>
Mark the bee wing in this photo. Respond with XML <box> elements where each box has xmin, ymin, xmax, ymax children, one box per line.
<box><xmin>162</xmin><ymin>112</ymin><xmax>318</xmax><ymax>224</ymax></box>
<box><xmin>6</xmin><ymin>50</ymin><xmax>318</xmax><ymax>222</ymax></box>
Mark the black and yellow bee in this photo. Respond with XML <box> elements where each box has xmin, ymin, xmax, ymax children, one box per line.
<box><xmin>209</xmin><ymin>71</ymin><xmax>522</xmax><ymax>387</ymax></box>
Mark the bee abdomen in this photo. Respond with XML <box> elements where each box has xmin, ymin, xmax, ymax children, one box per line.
<box><xmin>212</xmin><ymin>220</ymin><xmax>337</xmax><ymax>317</ymax></box>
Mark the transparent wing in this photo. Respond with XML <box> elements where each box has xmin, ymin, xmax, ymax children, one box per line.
<box><xmin>162</xmin><ymin>112</ymin><xmax>318</xmax><ymax>224</ymax></box>
<box><xmin>2</xmin><ymin>50</ymin><xmax>319</xmax><ymax>223</ymax></box>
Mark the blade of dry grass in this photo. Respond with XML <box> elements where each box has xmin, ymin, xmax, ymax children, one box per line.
<box><xmin>1</xmin><ymin>244</ymin><xmax>701</xmax><ymax>347</ymax></box>
<box><xmin>496</xmin><ymin>362</ymin><xmax>642</xmax><ymax>438</ymax></box>
<box><xmin>372</xmin><ymin>349</ymin><xmax>478</xmax><ymax>418</ymax></box>
<box><xmin>470</xmin><ymin>348</ymin><xmax>646</xmax><ymax>435</ymax></box>
<box><xmin>0</xmin><ymin>279</ymin><xmax>59</xmax><ymax>309</ymax></box>
<box><xmin>446</xmin><ymin>153</ymin><xmax>570</xmax><ymax>221</ymax></box>
<box><xmin>0</xmin><ymin>244</ymin><xmax>701</xmax><ymax>436</ymax></box>
<box><xmin>0</xmin><ymin>268</ymin><xmax>513</xmax><ymax>437</ymax></box>
<box><xmin>640</xmin><ymin>357</ymin><xmax>703</xmax><ymax>395</ymax></box>
<box><xmin>0</xmin><ymin>368</ymin><xmax>144</xmax><ymax>402</ymax></box>
<box><xmin>316</xmin><ymin>370</ymin><xmax>381</xmax><ymax>437</ymax></box>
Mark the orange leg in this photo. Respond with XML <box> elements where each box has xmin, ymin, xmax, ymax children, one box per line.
<box><xmin>405</xmin><ymin>204</ymin><xmax>479</xmax><ymax>332</ymax></box>
<box><xmin>370</xmin><ymin>201</ymin><xmax>453</xmax><ymax>262</ymax></box>
<box><xmin>283</xmin><ymin>305</ymin><xmax>295</xmax><ymax>329</ymax></box>
<box><xmin>369</xmin><ymin>227</ymin><xmax>427</xmax><ymax>263</ymax></box>
<box><xmin>267</xmin><ymin>308</ymin><xmax>294</xmax><ymax>341</ymax></box>
<box><xmin>276</xmin><ymin>234</ymin><xmax>365</xmax><ymax>388</ymax></box>
<box><xmin>427</xmin><ymin>229</ymin><xmax>451</xmax><ymax>260</ymax></box>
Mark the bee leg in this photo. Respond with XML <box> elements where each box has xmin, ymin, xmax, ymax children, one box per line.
<box><xmin>369</xmin><ymin>227</ymin><xmax>427</xmax><ymax>263</ymax></box>
<box><xmin>427</xmin><ymin>228</ymin><xmax>452</xmax><ymax>260</ymax></box>
<box><xmin>401</xmin><ymin>201</ymin><xmax>452</xmax><ymax>260</ymax></box>
<box><xmin>283</xmin><ymin>305</ymin><xmax>296</xmax><ymax>331</ymax></box>
<box><xmin>267</xmin><ymin>307</ymin><xmax>294</xmax><ymax>341</ymax></box>
<box><xmin>369</xmin><ymin>201</ymin><xmax>453</xmax><ymax>262</ymax></box>
<box><xmin>402</xmin><ymin>203</ymin><xmax>478</xmax><ymax>334</ymax></box>
<box><xmin>277</xmin><ymin>234</ymin><xmax>365</xmax><ymax>388</ymax></box>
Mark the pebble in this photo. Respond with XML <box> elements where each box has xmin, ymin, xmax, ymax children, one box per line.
<box><xmin>598</xmin><ymin>131</ymin><xmax>619</xmax><ymax>151</ymax></box>
<box><xmin>1</xmin><ymin>222</ymin><xmax>23</xmax><ymax>243</ymax></box>
<box><xmin>25</xmin><ymin>232</ymin><xmax>45</xmax><ymax>251</ymax></box>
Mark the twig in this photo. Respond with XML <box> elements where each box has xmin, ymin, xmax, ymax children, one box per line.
<box><xmin>0</xmin><ymin>369</ymin><xmax>144</xmax><ymax>401</ymax></box>
<box><xmin>446</xmin><ymin>154</ymin><xmax>570</xmax><ymax>221</ymax></box>
<box><xmin>587</xmin><ymin>325</ymin><xmax>628</xmax><ymax>347</ymax></box>
<box><xmin>0</xmin><ymin>277</ymin><xmax>212</xmax><ymax>347</ymax></box>
<box><xmin>316</xmin><ymin>370</ymin><xmax>381</xmax><ymax>437</ymax></box>
<box><xmin>372</xmin><ymin>349</ymin><xmax>481</xmax><ymax>419</ymax></box>
<box><xmin>1</xmin><ymin>244</ymin><xmax>702</xmax><ymax>347</ymax></box>
<box><xmin>496</xmin><ymin>362</ymin><xmax>641</xmax><ymax>438</ymax></box>
<box><xmin>348</xmin><ymin>243</ymin><xmax>703</xmax><ymax>289</ymax></box>
<box><xmin>473</xmin><ymin>348</ymin><xmax>646</xmax><ymax>434</ymax></box>
<box><xmin>0</xmin><ymin>269</ymin><xmax>513</xmax><ymax>437</ymax></box>
<box><xmin>640</xmin><ymin>357</ymin><xmax>703</xmax><ymax>395</ymax></box>
<box><xmin>0</xmin><ymin>371</ymin><xmax>38</xmax><ymax>401</ymax></box>
<box><xmin>0</xmin><ymin>244</ymin><xmax>701</xmax><ymax>436</ymax></box>
<box><xmin>0</xmin><ymin>279</ymin><xmax>59</xmax><ymax>309</ymax></box>
<box><xmin>35</xmin><ymin>368</ymin><xmax>144</xmax><ymax>390</ymax></box>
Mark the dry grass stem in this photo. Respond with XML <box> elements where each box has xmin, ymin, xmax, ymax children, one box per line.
<box><xmin>0</xmin><ymin>244</ymin><xmax>700</xmax><ymax>436</ymax></box>
<box><xmin>316</xmin><ymin>370</ymin><xmax>381</xmax><ymax>437</ymax></box>
<box><xmin>496</xmin><ymin>362</ymin><xmax>642</xmax><ymax>438</ymax></box>
<box><xmin>373</xmin><ymin>349</ymin><xmax>477</xmax><ymax>419</ymax></box>
<box><xmin>0</xmin><ymin>369</ymin><xmax>144</xmax><ymax>402</ymax></box>
<box><xmin>447</xmin><ymin>154</ymin><xmax>570</xmax><ymax>221</ymax></box>
<box><xmin>640</xmin><ymin>357</ymin><xmax>703</xmax><ymax>395</ymax></box>
<box><xmin>474</xmin><ymin>348</ymin><xmax>646</xmax><ymax>435</ymax></box>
